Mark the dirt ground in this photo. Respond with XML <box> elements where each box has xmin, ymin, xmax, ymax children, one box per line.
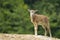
<box><xmin>0</xmin><ymin>34</ymin><xmax>60</xmax><ymax>40</ymax></box>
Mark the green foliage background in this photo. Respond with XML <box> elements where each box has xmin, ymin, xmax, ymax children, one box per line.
<box><xmin>0</xmin><ymin>0</ymin><xmax>60</xmax><ymax>38</ymax></box>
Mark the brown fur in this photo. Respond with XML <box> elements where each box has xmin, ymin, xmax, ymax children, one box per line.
<box><xmin>31</xmin><ymin>14</ymin><xmax>48</xmax><ymax>25</ymax></box>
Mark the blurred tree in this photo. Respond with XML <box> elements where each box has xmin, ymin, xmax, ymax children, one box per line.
<box><xmin>0</xmin><ymin>0</ymin><xmax>60</xmax><ymax>38</ymax></box>
<box><xmin>0</xmin><ymin>0</ymin><xmax>32</xmax><ymax>34</ymax></box>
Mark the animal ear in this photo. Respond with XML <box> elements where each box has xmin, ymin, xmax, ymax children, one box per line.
<box><xmin>28</xmin><ymin>9</ymin><xmax>30</xmax><ymax>11</ymax></box>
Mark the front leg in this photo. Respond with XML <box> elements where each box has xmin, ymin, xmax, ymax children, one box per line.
<box><xmin>34</xmin><ymin>24</ymin><xmax>38</xmax><ymax>35</ymax></box>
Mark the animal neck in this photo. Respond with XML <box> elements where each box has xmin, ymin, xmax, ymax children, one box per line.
<box><xmin>30</xmin><ymin>13</ymin><xmax>34</xmax><ymax>18</ymax></box>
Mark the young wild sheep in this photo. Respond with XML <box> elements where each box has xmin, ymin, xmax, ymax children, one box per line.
<box><xmin>28</xmin><ymin>9</ymin><xmax>52</xmax><ymax>37</ymax></box>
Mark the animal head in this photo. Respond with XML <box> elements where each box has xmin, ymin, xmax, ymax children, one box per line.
<box><xmin>28</xmin><ymin>9</ymin><xmax>38</xmax><ymax>14</ymax></box>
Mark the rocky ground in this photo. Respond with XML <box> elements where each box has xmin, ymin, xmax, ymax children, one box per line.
<box><xmin>0</xmin><ymin>34</ymin><xmax>60</xmax><ymax>40</ymax></box>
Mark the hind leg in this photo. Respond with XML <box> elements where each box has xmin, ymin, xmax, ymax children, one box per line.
<box><xmin>47</xmin><ymin>27</ymin><xmax>52</xmax><ymax>37</ymax></box>
<box><xmin>42</xmin><ymin>25</ymin><xmax>47</xmax><ymax>36</ymax></box>
<box><xmin>47</xmin><ymin>23</ymin><xmax>52</xmax><ymax>37</ymax></box>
